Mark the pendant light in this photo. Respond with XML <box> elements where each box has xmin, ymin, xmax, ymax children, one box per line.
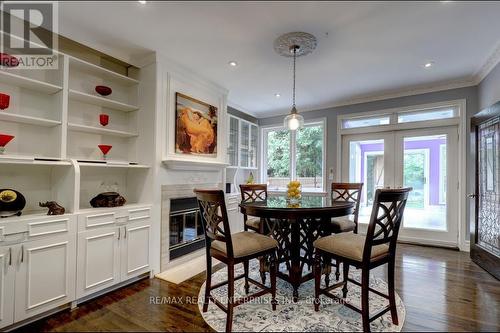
<box><xmin>283</xmin><ymin>45</ymin><xmax>304</xmax><ymax>131</ymax></box>
<box><xmin>274</xmin><ymin>32</ymin><xmax>317</xmax><ymax>131</ymax></box>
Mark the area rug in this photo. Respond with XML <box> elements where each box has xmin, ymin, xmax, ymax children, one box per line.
<box><xmin>198</xmin><ymin>261</ymin><xmax>405</xmax><ymax>332</ymax></box>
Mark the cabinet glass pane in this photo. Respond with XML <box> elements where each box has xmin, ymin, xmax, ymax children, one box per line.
<box><xmin>249</xmin><ymin>124</ymin><xmax>258</xmax><ymax>168</ymax></box>
<box><xmin>241</xmin><ymin>122</ymin><xmax>250</xmax><ymax>167</ymax></box>
<box><xmin>228</xmin><ymin>117</ymin><xmax>239</xmax><ymax>166</ymax></box>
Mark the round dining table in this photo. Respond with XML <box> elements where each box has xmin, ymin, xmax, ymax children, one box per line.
<box><xmin>240</xmin><ymin>195</ymin><xmax>354</xmax><ymax>301</ymax></box>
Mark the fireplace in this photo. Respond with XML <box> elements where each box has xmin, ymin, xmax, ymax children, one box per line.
<box><xmin>169</xmin><ymin>197</ymin><xmax>205</xmax><ymax>260</ymax></box>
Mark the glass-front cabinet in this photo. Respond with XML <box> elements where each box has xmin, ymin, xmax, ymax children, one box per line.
<box><xmin>227</xmin><ymin>115</ymin><xmax>258</xmax><ymax>169</ymax></box>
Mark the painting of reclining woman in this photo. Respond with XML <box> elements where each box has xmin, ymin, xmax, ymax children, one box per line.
<box><xmin>175</xmin><ymin>93</ymin><xmax>218</xmax><ymax>156</ymax></box>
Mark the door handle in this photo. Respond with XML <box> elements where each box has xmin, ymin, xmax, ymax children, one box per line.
<box><xmin>8</xmin><ymin>247</ymin><xmax>12</xmax><ymax>266</ymax></box>
<box><xmin>124</xmin><ymin>226</ymin><xmax>127</xmax><ymax>239</ymax></box>
<box><xmin>20</xmin><ymin>245</ymin><xmax>24</xmax><ymax>264</ymax></box>
<box><xmin>118</xmin><ymin>228</ymin><xmax>121</xmax><ymax>240</ymax></box>
<box><xmin>468</xmin><ymin>193</ymin><xmax>477</xmax><ymax>199</ymax></box>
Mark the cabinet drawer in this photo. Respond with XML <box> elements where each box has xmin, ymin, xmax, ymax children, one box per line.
<box><xmin>78</xmin><ymin>212</ymin><xmax>116</xmax><ymax>230</ymax></box>
<box><xmin>28</xmin><ymin>218</ymin><xmax>70</xmax><ymax>238</ymax></box>
<box><xmin>128</xmin><ymin>207</ymin><xmax>151</xmax><ymax>221</ymax></box>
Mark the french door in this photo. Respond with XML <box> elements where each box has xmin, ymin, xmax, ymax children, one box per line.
<box><xmin>341</xmin><ymin>126</ymin><xmax>459</xmax><ymax>247</ymax></box>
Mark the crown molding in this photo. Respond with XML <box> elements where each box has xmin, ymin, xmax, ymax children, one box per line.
<box><xmin>474</xmin><ymin>42</ymin><xmax>500</xmax><ymax>84</ymax></box>
<box><xmin>227</xmin><ymin>101</ymin><xmax>259</xmax><ymax>118</ymax></box>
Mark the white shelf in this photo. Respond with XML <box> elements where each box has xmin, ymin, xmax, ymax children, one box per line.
<box><xmin>0</xmin><ymin>211</ymin><xmax>74</xmax><ymax>223</ymax></box>
<box><xmin>162</xmin><ymin>158</ymin><xmax>229</xmax><ymax>171</ymax></box>
<box><xmin>0</xmin><ymin>112</ymin><xmax>61</xmax><ymax>127</ymax></box>
<box><xmin>0</xmin><ymin>70</ymin><xmax>62</xmax><ymax>94</ymax></box>
<box><xmin>0</xmin><ymin>154</ymin><xmax>68</xmax><ymax>165</ymax></box>
<box><xmin>69</xmin><ymin>56</ymin><xmax>139</xmax><ymax>86</ymax></box>
<box><xmin>68</xmin><ymin>123</ymin><xmax>138</xmax><ymax>138</ymax></box>
<box><xmin>69</xmin><ymin>89</ymin><xmax>139</xmax><ymax>112</ymax></box>
<box><xmin>77</xmin><ymin>203</ymin><xmax>152</xmax><ymax>215</ymax></box>
<box><xmin>77</xmin><ymin>160</ymin><xmax>150</xmax><ymax>169</ymax></box>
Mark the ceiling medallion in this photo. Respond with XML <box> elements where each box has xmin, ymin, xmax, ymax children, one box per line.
<box><xmin>274</xmin><ymin>32</ymin><xmax>317</xmax><ymax>58</ymax></box>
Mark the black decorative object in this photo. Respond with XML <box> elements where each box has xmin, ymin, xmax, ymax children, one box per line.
<box><xmin>39</xmin><ymin>201</ymin><xmax>65</xmax><ymax>215</ymax></box>
<box><xmin>90</xmin><ymin>192</ymin><xmax>126</xmax><ymax>208</ymax></box>
<box><xmin>0</xmin><ymin>189</ymin><xmax>26</xmax><ymax>218</ymax></box>
<box><xmin>226</xmin><ymin>183</ymin><xmax>232</xmax><ymax>193</ymax></box>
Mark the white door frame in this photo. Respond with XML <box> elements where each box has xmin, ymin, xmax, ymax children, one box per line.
<box><xmin>336</xmin><ymin>99</ymin><xmax>467</xmax><ymax>250</ymax></box>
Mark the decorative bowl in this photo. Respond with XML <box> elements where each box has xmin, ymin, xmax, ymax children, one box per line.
<box><xmin>0</xmin><ymin>93</ymin><xmax>10</xmax><ymax>110</ymax></box>
<box><xmin>0</xmin><ymin>53</ymin><xmax>19</xmax><ymax>67</ymax></box>
<box><xmin>95</xmin><ymin>85</ymin><xmax>112</xmax><ymax>96</ymax></box>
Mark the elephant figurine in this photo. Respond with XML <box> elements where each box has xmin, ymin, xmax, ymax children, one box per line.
<box><xmin>39</xmin><ymin>201</ymin><xmax>65</xmax><ymax>215</ymax></box>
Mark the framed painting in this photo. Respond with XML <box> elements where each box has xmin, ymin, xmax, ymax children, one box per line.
<box><xmin>175</xmin><ymin>92</ymin><xmax>218</xmax><ymax>157</ymax></box>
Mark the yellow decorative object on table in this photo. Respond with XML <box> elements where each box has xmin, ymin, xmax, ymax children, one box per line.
<box><xmin>286</xmin><ymin>180</ymin><xmax>302</xmax><ymax>206</ymax></box>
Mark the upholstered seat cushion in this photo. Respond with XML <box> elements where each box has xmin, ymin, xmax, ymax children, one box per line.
<box><xmin>313</xmin><ymin>233</ymin><xmax>389</xmax><ymax>262</ymax></box>
<box><xmin>245</xmin><ymin>216</ymin><xmax>261</xmax><ymax>230</ymax></box>
<box><xmin>330</xmin><ymin>216</ymin><xmax>356</xmax><ymax>233</ymax></box>
<box><xmin>211</xmin><ymin>231</ymin><xmax>278</xmax><ymax>258</ymax></box>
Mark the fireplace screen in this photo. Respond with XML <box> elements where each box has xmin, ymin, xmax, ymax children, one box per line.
<box><xmin>169</xmin><ymin>197</ymin><xmax>205</xmax><ymax>260</ymax></box>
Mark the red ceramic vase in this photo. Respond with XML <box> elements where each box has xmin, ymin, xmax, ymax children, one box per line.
<box><xmin>95</xmin><ymin>85</ymin><xmax>112</xmax><ymax>96</ymax></box>
<box><xmin>0</xmin><ymin>53</ymin><xmax>19</xmax><ymax>67</ymax></box>
<box><xmin>0</xmin><ymin>93</ymin><xmax>10</xmax><ymax>110</ymax></box>
<box><xmin>98</xmin><ymin>144</ymin><xmax>112</xmax><ymax>158</ymax></box>
<box><xmin>0</xmin><ymin>134</ymin><xmax>14</xmax><ymax>154</ymax></box>
<box><xmin>99</xmin><ymin>113</ymin><xmax>109</xmax><ymax>126</ymax></box>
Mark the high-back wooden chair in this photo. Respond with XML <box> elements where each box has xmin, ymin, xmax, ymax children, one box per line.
<box><xmin>239</xmin><ymin>184</ymin><xmax>267</xmax><ymax>232</ymax></box>
<box><xmin>313</xmin><ymin>187</ymin><xmax>412</xmax><ymax>332</ymax></box>
<box><xmin>194</xmin><ymin>189</ymin><xmax>278</xmax><ymax>332</ymax></box>
<box><xmin>331</xmin><ymin>182</ymin><xmax>363</xmax><ymax>234</ymax></box>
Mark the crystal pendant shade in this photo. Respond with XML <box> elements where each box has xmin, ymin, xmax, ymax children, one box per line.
<box><xmin>284</xmin><ymin>107</ymin><xmax>304</xmax><ymax>131</ymax></box>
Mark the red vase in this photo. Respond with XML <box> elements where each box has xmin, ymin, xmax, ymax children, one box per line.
<box><xmin>0</xmin><ymin>134</ymin><xmax>14</xmax><ymax>154</ymax></box>
<box><xmin>98</xmin><ymin>144</ymin><xmax>112</xmax><ymax>159</ymax></box>
<box><xmin>95</xmin><ymin>85</ymin><xmax>112</xmax><ymax>96</ymax></box>
<box><xmin>0</xmin><ymin>53</ymin><xmax>19</xmax><ymax>67</ymax></box>
<box><xmin>99</xmin><ymin>113</ymin><xmax>109</xmax><ymax>126</ymax></box>
<box><xmin>0</xmin><ymin>93</ymin><xmax>10</xmax><ymax>110</ymax></box>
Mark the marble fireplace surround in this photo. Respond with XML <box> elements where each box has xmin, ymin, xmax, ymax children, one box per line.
<box><xmin>160</xmin><ymin>182</ymin><xmax>222</xmax><ymax>272</ymax></box>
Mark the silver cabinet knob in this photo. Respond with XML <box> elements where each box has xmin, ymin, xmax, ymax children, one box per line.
<box><xmin>468</xmin><ymin>193</ymin><xmax>477</xmax><ymax>199</ymax></box>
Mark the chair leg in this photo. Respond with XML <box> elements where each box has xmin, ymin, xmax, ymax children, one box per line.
<box><xmin>324</xmin><ymin>254</ymin><xmax>330</xmax><ymax>287</ymax></box>
<box><xmin>361</xmin><ymin>268</ymin><xmax>371</xmax><ymax>333</ymax></box>
<box><xmin>313</xmin><ymin>251</ymin><xmax>321</xmax><ymax>312</ymax></box>
<box><xmin>202</xmin><ymin>254</ymin><xmax>212</xmax><ymax>312</ymax></box>
<box><xmin>226</xmin><ymin>263</ymin><xmax>235</xmax><ymax>333</ymax></box>
<box><xmin>259</xmin><ymin>256</ymin><xmax>267</xmax><ymax>285</ymax></box>
<box><xmin>243</xmin><ymin>260</ymin><xmax>250</xmax><ymax>294</ymax></box>
<box><xmin>270</xmin><ymin>252</ymin><xmax>277</xmax><ymax>311</ymax></box>
<box><xmin>342</xmin><ymin>262</ymin><xmax>349</xmax><ymax>298</ymax></box>
<box><xmin>388</xmin><ymin>258</ymin><xmax>399</xmax><ymax>325</ymax></box>
<box><xmin>335</xmin><ymin>259</ymin><xmax>341</xmax><ymax>281</ymax></box>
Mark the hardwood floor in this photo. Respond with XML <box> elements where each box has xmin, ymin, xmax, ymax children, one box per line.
<box><xmin>14</xmin><ymin>244</ymin><xmax>499</xmax><ymax>332</ymax></box>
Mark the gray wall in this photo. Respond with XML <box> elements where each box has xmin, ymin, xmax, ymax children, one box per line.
<box><xmin>259</xmin><ymin>86</ymin><xmax>478</xmax><ymax>242</ymax></box>
<box><xmin>228</xmin><ymin>106</ymin><xmax>258</xmax><ymax>124</ymax></box>
<box><xmin>478</xmin><ymin>62</ymin><xmax>500</xmax><ymax>111</ymax></box>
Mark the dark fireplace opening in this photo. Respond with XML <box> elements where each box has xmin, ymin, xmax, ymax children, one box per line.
<box><xmin>169</xmin><ymin>197</ymin><xmax>205</xmax><ymax>260</ymax></box>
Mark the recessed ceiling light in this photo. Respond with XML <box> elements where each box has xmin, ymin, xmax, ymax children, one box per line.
<box><xmin>423</xmin><ymin>61</ymin><xmax>434</xmax><ymax>69</ymax></box>
<box><xmin>138</xmin><ymin>0</ymin><xmax>147</xmax><ymax>4</ymax></box>
<box><xmin>228</xmin><ymin>61</ymin><xmax>238</xmax><ymax>67</ymax></box>
<box><xmin>275</xmin><ymin>93</ymin><xmax>281</xmax><ymax>98</ymax></box>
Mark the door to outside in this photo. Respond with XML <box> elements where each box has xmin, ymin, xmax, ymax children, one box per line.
<box><xmin>342</xmin><ymin>126</ymin><xmax>459</xmax><ymax>247</ymax></box>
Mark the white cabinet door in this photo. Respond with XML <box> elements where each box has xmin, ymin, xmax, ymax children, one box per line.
<box><xmin>249</xmin><ymin>124</ymin><xmax>258</xmax><ymax>169</ymax></box>
<box><xmin>228</xmin><ymin>116</ymin><xmax>239</xmax><ymax>166</ymax></box>
<box><xmin>76</xmin><ymin>227</ymin><xmax>120</xmax><ymax>298</ymax></box>
<box><xmin>14</xmin><ymin>234</ymin><xmax>76</xmax><ymax>322</ymax></box>
<box><xmin>120</xmin><ymin>219</ymin><xmax>151</xmax><ymax>281</ymax></box>
<box><xmin>0</xmin><ymin>246</ymin><xmax>15</xmax><ymax>329</ymax></box>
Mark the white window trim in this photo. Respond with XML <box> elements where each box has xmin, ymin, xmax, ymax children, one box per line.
<box><xmin>260</xmin><ymin>118</ymin><xmax>327</xmax><ymax>194</ymax></box>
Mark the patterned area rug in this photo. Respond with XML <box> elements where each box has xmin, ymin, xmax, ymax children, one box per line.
<box><xmin>198</xmin><ymin>261</ymin><xmax>405</xmax><ymax>332</ymax></box>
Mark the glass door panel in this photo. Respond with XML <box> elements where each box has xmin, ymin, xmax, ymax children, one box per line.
<box><xmin>228</xmin><ymin>117</ymin><xmax>239</xmax><ymax>166</ymax></box>
<box><xmin>402</xmin><ymin>135</ymin><xmax>446</xmax><ymax>231</ymax></box>
<box><xmin>249</xmin><ymin>124</ymin><xmax>258</xmax><ymax>168</ymax></box>
<box><xmin>240</xmin><ymin>122</ymin><xmax>249</xmax><ymax>167</ymax></box>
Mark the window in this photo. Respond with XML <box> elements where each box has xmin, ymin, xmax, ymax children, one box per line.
<box><xmin>263</xmin><ymin>121</ymin><xmax>325</xmax><ymax>192</ymax></box>
<box><xmin>397</xmin><ymin>107</ymin><xmax>457</xmax><ymax>123</ymax></box>
<box><xmin>342</xmin><ymin>115</ymin><xmax>390</xmax><ymax>129</ymax></box>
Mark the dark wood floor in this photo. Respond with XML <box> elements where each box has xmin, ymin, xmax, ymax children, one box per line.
<box><xmin>14</xmin><ymin>244</ymin><xmax>500</xmax><ymax>332</ymax></box>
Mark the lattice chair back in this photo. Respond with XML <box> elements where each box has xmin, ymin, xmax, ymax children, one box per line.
<box><xmin>331</xmin><ymin>183</ymin><xmax>363</xmax><ymax>225</ymax></box>
<box><xmin>363</xmin><ymin>188</ymin><xmax>412</xmax><ymax>262</ymax></box>
<box><xmin>194</xmin><ymin>189</ymin><xmax>234</xmax><ymax>258</ymax></box>
<box><xmin>239</xmin><ymin>184</ymin><xmax>268</xmax><ymax>203</ymax></box>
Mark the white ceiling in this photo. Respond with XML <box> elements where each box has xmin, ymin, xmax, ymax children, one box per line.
<box><xmin>58</xmin><ymin>1</ymin><xmax>500</xmax><ymax>117</ymax></box>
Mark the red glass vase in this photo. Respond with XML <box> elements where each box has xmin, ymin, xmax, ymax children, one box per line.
<box><xmin>99</xmin><ymin>113</ymin><xmax>109</xmax><ymax>126</ymax></box>
<box><xmin>0</xmin><ymin>93</ymin><xmax>10</xmax><ymax>110</ymax></box>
